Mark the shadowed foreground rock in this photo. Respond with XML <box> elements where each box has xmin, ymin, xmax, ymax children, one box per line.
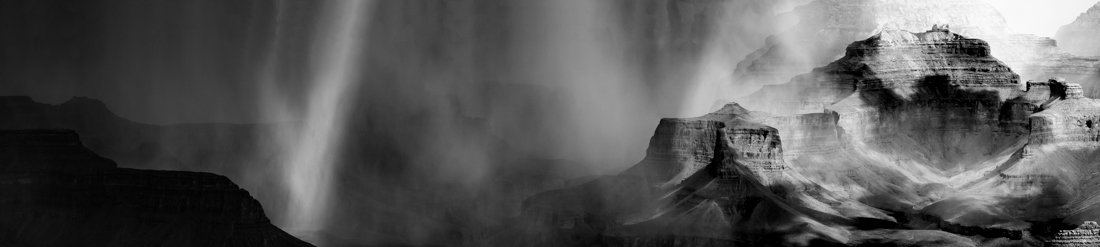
<box><xmin>0</xmin><ymin>129</ymin><xmax>312</xmax><ymax>247</ymax></box>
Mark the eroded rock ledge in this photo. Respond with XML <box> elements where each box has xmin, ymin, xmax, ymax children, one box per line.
<box><xmin>0</xmin><ymin>129</ymin><xmax>312</xmax><ymax>247</ymax></box>
<box><xmin>1047</xmin><ymin>221</ymin><xmax>1100</xmax><ymax>247</ymax></box>
<box><xmin>520</xmin><ymin>28</ymin><xmax>1100</xmax><ymax>246</ymax></box>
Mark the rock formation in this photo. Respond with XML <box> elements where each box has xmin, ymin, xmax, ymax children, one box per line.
<box><xmin>0</xmin><ymin>129</ymin><xmax>312</xmax><ymax>246</ymax></box>
<box><xmin>1057</xmin><ymin>2</ymin><xmax>1100</xmax><ymax>57</ymax></box>
<box><xmin>1046</xmin><ymin>221</ymin><xmax>1100</xmax><ymax>247</ymax></box>
<box><xmin>741</xmin><ymin>28</ymin><xmax>1020</xmax><ymax>115</ymax></box>
<box><xmin>731</xmin><ymin>0</ymin><xmax>1010</xmax><ymax>96</ymax></box>
<box><xmin>732</xmin><ymin>0</ymin><xmax>1100</xmax><ymax>103</ymax></box>
<box><xmin>519</xmin><ymin>28</ymin><xmax>1100</xmax><ymax>246</ymax></box>
<box><xmin>993</xmin><ymin>35</ymin><xmax>1100</xmax><ymax>97</ymax></box>
<box><xmin>1028</xmin><ymin>82</ymin><xmax>1100</xmax><ymax>147</ymax></box>
<box><xmin>0</xmin><ymin>95</ymin><xmax>589</xmax><ymax>246</ymax></box>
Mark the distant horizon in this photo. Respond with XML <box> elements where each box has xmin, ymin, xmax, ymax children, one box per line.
<box><xmin>988</xmin><ymin>0</ymin><xmax>1098</xmax><ymax>37</ymax></box>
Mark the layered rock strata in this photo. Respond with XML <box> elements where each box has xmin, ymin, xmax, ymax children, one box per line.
<box><xmin>733</xmin><ymin>0</ymin><xmax>1100</xmax><ymax>101</ymax></box>
<box><xmin>521</xmin><ymin>28</ymin><xmax>1100</xmax><ymax>246</ymax></box>
<box><xmin>1028</xmin><ymin>82</ymin><xmax>1100</xmax><ymax>148</ymax></box>
<box><xmin>994</xmin><ymin>35</ymin><xmax>1100</xmax><ymax>97</ymax></box>
<box><xmin>0</xmin><ymin>129</ymin><xmax>312</xmax><ymax>247</ymax></box>
<box><xmin>1046</xmin><ymin>221</ymin><xmax>1100</xmax><ymax>247</ymax></box>
<box><xmin>742</xmin><ymin>29</ymin><xmax>1020</xmax><ymax>115</ymax></box>
<box><xmin>732</xmin><ymin>0</ymin><xmax>1010</xmax><ymax>95</ymax></box>
<box><xmin>622</xmin><ymin>105</ymin><xmax>789</xmax><ymax>187</ymax></box>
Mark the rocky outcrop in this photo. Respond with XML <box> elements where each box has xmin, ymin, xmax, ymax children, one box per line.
<box><xmin>622</xmin><ymin>104</ymin><xmax>789</xmax><ymax>186</ymax></box>
<box><xmin>0</xmin><ymin>129</ymin><xmax>312</xmax><ymax>247</ymax></box>
<box><xmin>741</xmin><ymin>29</ymin><xmax>1019</xmax><ymax>115</ymax></box>
<box><xmin>732</xmin><ymin>0</ymin><xmax>1010</xmax><ymax>96</ymax></box>
<box><xmin>733</xmin><ymin>0</ymin><xmax>1100</xmax><ymax>103</ymax></box>
<box><xmin>1046</xmin><ymin>221</ymin><xmax>1100</xmax><ymax>247</ymax></box>
<box><xmin>522</xmin><ymin>101</ymin><xmax>914</xmax><ymax>246</ymax></box>
<box><xmin>1056</xmin><ymin>3</ymin><xmax>1100</xmax><ymax>57</ymax></box>
<box><xmin>1028</xmin><ymin>82</ymin><xmax>1100</xmax><ymax>148</ymax></box>
<box><xmin>994</xmin><ymin>35</ymin><xmax>1100</xmax><ymax>97</ymax></box>
<box><xmin>620</xmin><ymin>119</ymin><xmax>724</xmax><ymax>186</ymax></box>
<box><xmin>523</xmin><ymin>27</ymin><xmax>1100</xmax><ymax>246</ymax></box>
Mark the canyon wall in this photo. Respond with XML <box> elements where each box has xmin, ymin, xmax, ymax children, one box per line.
<box><xmin>1056</xmin><ymin>3</ymin><xmax>1100</xmax><ymax>57</ymax></box>
<box><xmin>520</xmin><ymin>28</ymin><xmax>1100</xmax><ymax>246</ymax></box>
<box><xmin>0</xmin><ymin>129</ymin><xmax>311</xmax><ymax>246</ymax></box>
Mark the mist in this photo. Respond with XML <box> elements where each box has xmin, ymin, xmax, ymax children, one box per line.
<box><xmin>0</xmin><ymin>0</ymin><xmax>958</xmax><ymax>244</ymax></box>
<box><xmin>9</xmin><ymin>0</ymin><xmax>1100</xmax><ymax>246</ymax></box>
<box><xmin>227</xmin><ymin>0</ymin><xmax>813</xmax><ymax>244</ymax></box>
<box><xmin>986</xmin><ymin>0</ymin><xmax>1098</xmax><ymax>36</ymax></box>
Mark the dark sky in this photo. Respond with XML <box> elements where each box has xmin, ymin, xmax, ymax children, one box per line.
<box><xmin>1</xmin><ymin>0</ymin><xmax>299</xmax><ymax>124</ymax></box>
<box><xmin>0</xmin><ymin>0</ymin><xmax>800</xmax><ymax>125</ymax></box>
<box><xmin>1</xmin><ymin>0</ymin><xmax>806</xmax><ymax>171</ymax></box>
<box><xmin>0</xmin><ymin>1</ymin><xmax>817</xmax><ymax>242</ymax></box>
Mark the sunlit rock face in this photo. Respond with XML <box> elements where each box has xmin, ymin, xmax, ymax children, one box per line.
<box><xmin>732</xmin><ymin>0</ymin><xmax>1010</xmax><ymax>98</ymax></box>
<box><xmin>742</xmin><ymin>29</ymin><xmax>1020</xmax><ymax>114</ymax></box>
<box><xmin>1057</xmin><ymin>3</ymin><xmax>1100</xmax><ymax>57</ymax></box>
<box><xmin>738</xmin><ymin>29</ymin><xmax>1035</xmax><ymax>229</ymax></box>
<box><xmin>0</xmin><ymin>129</ymin><xmax>311</xmax><ymax>247</ymax></box>
<box><xmin>732</xmin><ymin>0</ymin><xmax>1100</xmax><ymax>104</ymax></box>
<box><xmin>1047</xmin><ymin>221</ymin><xmax>1100</xmax><ymax>247</ymax></box>
<box><xmin>1028</xmin><ymin>83</ymin><xmax>1100</xmax><ymax>147</ymax></box>
<box><xmin>518</xmin><ymin>29</ymin><xmax>1100</xmax><ymax>246</ymax></box>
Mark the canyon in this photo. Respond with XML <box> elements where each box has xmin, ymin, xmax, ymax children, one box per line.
<box><xmin>7</xmin><ymin>1</ymin><xmax>1100</xmax><ymax>246</ymax></box>
<box><xmin>516</xmin><ymin>28</ymin><xmax>1100</xmax><ymax>246</ymax></box>
<box><xmin>0</xmin><ymin>129</ymin><xmax>311</xmax><ymax>246</ymax></box>
<box><xmin>729</xmin><ymin>0</ymin><xmax>1100</xmax><ymax>112</ymax></box>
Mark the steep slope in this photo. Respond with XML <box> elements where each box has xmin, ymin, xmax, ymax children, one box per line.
<box><xmin>0</xmin><ymin>129</ymin><xmax>311</xmax><ymax>246</ymax></box>
<box><xmin>741</xmin><ymin>29</ymin><xmax>1038</xmax><ymax>221</ymax></box>
<box><xmin>520</xmin><ymin>103</ymin><xmax>897</xmax><ymax>246</ymax></box>
<box><xmin>1056</xmin><ymin>2</ymin><xmax>1100</xmax><ymax>57</ymax></box>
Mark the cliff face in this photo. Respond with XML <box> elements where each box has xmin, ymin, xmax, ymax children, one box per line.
<box><xmin>0</xmin><ymin>129</ymin><xmax>312</xmax><ymax>247</ymax></box>
<box><xmin>1056</xmin><ymin>3</ymin><xmax>1100</xmax><ymax>57</ymax></box>
<box><xmin>995</xmin><ymin>34</ymin><xmax>1100</xmax><ymax>97</ymax></box>
<box><xmin>732</xmin><ymin>0</ymin><xmax>1010</xmax><ymax>96</ymax></box>
<box><xmin>520</xmin><ymin>28</ymin><xmax>1100</xmax><ymax>246</ymax></box>
<box><xmin>1</xmin><ymin>93</ymin><xmax>599</xmax><ymax>246</ymax></box>
<box><xmin>1028</xmin><ymin>83</ymin><xmax>1100</xmax><ymax>147</ymax></box>
<box><xmin>622</xmin><ymin>105</ymin><xmax>788</xmax><ymax>187</ymax></box>
<box><xmin>742</xmin><ymin>29</ymin><xmax>1019</xmax><ymax>115</ymax></box>
<box><xmin>733</xmin><ymin>0</ymin><xmax>1100</xmax><ymax>102</ymax></box>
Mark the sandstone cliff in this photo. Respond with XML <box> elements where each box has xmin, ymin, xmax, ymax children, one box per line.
<box><xmin>0</xmin><ymin>129</ymin><xmax>312</xmax><ymax>246</ymax></box>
